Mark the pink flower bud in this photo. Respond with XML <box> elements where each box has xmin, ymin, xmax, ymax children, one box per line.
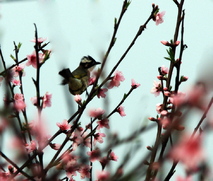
<box><xmin>148</xmin><ymin>117</ymin><xmax>156</xmax><ymax>121</ymax></box>
<box><xmin>160</xmin><ymin>110</ymin><xmax>168</xmax><ymax>116</ymax></box>
<box><xmin>164</xmin><ymin>91</ymin><xmax>171</xmax><ymax>97</ymax></box>
<box><xmin>74</xmin><ymin>94</ymin><xmax>82</xmax><ymax>104</ymax></box>
<box><xmin>161</xmin><ymin>40</ymin><xmax>170</xmax><ymax>46</ymax></box>
<box><xmin>175</xmin><ymin>41</ymin><xmax>180</xmax><ymax>46</ymax></box>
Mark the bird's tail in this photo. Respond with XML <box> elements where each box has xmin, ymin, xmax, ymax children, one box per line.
<box><xmin>59</xmin><ymin>68</ymin><xmax>74</xmax><ymax>85</ymax></box>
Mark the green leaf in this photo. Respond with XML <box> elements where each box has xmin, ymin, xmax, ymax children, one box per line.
<box><xmin>166</xmin><ymin>48</ymin><xmax>175</xmax><ymax>62</ymax></box>
<box><xmin>126</xmin><ymin>1</ymin><xmax>131</xmax><ymax>9</ymax></box>
<box><xmin>164</xmin><ymin>57</ymin><xmax>172</xmax><ymax>61</ymax></box>
<box><xmin>114</xmin><ymin>18</ymin><xmax>117</xmax><ymax>26</ymax></box>
<box><xmin>10</xmin><ymin>54</ymin><xmax>15</xmax><ymax>61</ymax></box>
<box><xmin>17</xmin><ymin>42</ymin><xmax>22</xmax><ymax>50</ymax></box>
<box><xmin>43</xmin><ymin>50</ymin><xmax>51</xmax><ymax>62</ymax></box>
<box><xmin>123</xmin><ymin>93</ymin><xmax>127</xmax><ymax>99</ymax></box>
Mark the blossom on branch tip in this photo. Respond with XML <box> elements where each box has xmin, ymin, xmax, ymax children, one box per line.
<box><xmin>117</xmin><ymin>105</ymin><xmax>126</xmax><ymax>117</ymax></box>
<box><xmin>110</xmin><ymin>151</ymin><xmax>118</xmax><ymax>161</ymax></box>
<box><xmin>56</xmin><ymin>119</ymin><xmax>71</xmax><ymax>131</ymax></box>
<box><xmin>151</xmin><ymin>80</ymin><xmax>162</xmax><ymax>97</ymax></box>
<box><xmin>31</xmin><ymin>96</ymin><xmax>37</xmax><ymax>106</ymax></box>
<box><xmin>97</xmin><ymin>88</ymin><xmax>108</xmax><ymax>98</ymax></box>
<box><xmin>155</xmin><ymin>11</ymin><xmax>165</xmax><ymax>26</ymax></box>
<box><xmin>89</xmin><ymin>108</ymin><xmax>105</xmax><ymax>119</ymax></box>
<box><xmin>108</xmin><ymin>70</ymin><xmax>125</xmax><ymax>89</ymax></box>
<box><xmin>131</xmin><ymin>79</ymin><xmax>140</xmax><ymax>89</ymax></box>
<box><xmin>74</xmin><ymin>94</ymin><xmax>81</xmax><ymax>104</ymax></box>
<box><xmin>161</xmin><ymin>65</ymin><xmax>169</xmax><ymax>75</ymax></box>
<box><xmin>43</xmin><ymin>92</ymin><xmax>52</xmax><ymax>108</ymax></box>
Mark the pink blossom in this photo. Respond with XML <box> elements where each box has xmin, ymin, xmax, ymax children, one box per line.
<box><xmin>30</xmin><ymin>37</ymin><xmax>47</xmax><ymax>43</ymax></box>
<box><xmin>155</xmin><ymin>11</ymin><xmax>165</xmax><ymax>26</ymax></box>
<box><xmin>31</xmin><ymin>96</ymin><xmax>37</xmax><ymax>106</ymax></box>
<box><xmin>88</xmin><ymin>77</ymin><xmax>96</xmax><ymax>86</ymax></box>
<box><xmin>28</xmin><ymin>119</ymin><xmax>50</xmax><ymax>150</ymax></box>
<box><xmin>96</xmin><ymin>170</ymin><xmax>110</xmax><ymax>181</ymax></box>
<box><xmin>25</xmin><ymin>140</ymin><xmax>37</xmax><ymax>154</ymax></box>
<box><xmin>93</xmin><ymin>131</ymin><xmax>106</xmax><ymax>146</ymax></box>
<box><xmin>176</xmin><ymin>176</ymin><xmax>192</xmax><ymax>181</ymax></box>
<box><xmin>42</xmin><ymin>92</ymin><xmax>52</xmax><ymax>108</ymax></box>
<box><xmin>131</xmin><ymin>79</ymin><xmax>140</xmax><ymax>89</ymax></box>
<box><xmin>169</xmin><ymin>91</ymin><xmax>186</xmax><ymax>106</ymax></box>
<box><xmin>161</xmin><ymin>65</ymin><xmax>168</xmax><ymax>75</ymax></box>
<box><xmin>82</xmin><ymin>132</ymin><xmax>91</xmax><ymax>148</ymax></box>
<box><xmin>97</xmin><ymin>88</ymin><xmax>108</xmax><ymax>98</ymax></box>
<box><xmin>110</xmin><ymin>151</ymin><xmax>118</xmax><ymax>161</ymax></box>
<box><xmin>78</xmin><ymin>165</ymin><xmax>91</xmax><ymax>179</ymax></box>
<box><xmin>12</xmin><ymin>79</ymin><xmax>21</xmax><ymax>86</ymax></box>
<box><xmin>74</xmin><ymin>94</ymin><xmax>81</xmax><ymax>104</ymax></box>
<box><xmin>187</xmin><ymin>84</ymin><xmax>206</xmax><ymax>107</ymax></box>
<box><xmin>11</xmin><ymin>64</ymin><xmax>25</xmax><ymax>77</ymax></box>
<box><xmin>71</xmin><ymin>130</ymin><xmax>83</xmax><ymax>151</ymax></box>
<box><xmin>97</xmin><ymin>118</ymin><xmax>110</xmax><ymax>130</ymax></box>
<box><xmin>150</xmin><ymin>80</ymin><xmax>162</xmax><ymax>97</ymax></box>
<box><xmin>87</xmin><ymin>149</ymin><xmax>101</xmax><ymax>162</ymax></box>
<box><xmin>117</xmin><ymin>105</ymin><xmax>126</xmax><ymax>117</ymax></box>
<box><xmin>14</xmin><ymin>93</ymin><xmax>24</xmax><ymax>101</ymax></box>
<box><xmin>156</xmin><ymin>103</ymin><xmax>163</xmax><ymax>114</ymax></box>
<box><xmin>61</xmin><ymin>153</ymin><xmax>79</xmax><ymax>179</ymax></box>
<box><xmin>56</xmin><ymin>119</ymin><xmax>71</xmax><ymax>131</ymax></box>
<box><xmin>89</xmin><ymin>108</ymin><xmax>105</xmax><ymax>119</ymax></box>
<box><xmin>14</xmin><ymin>93</ymin><xmax>26</xmax><ymax>111</ymax></box>
<box><xmin>169</xmin><ymin>135</ymin><xmax>205</xmax><ymax>169</ymax></box>
<box><xmin>108</xmin><ymin>70</ymin><xmax>125</xmax><ymax>89</ymax></box>
<box><xmin>26</xmin><ymin>51</ymin><xmax>44</xmax><ymax>68</ymax></box>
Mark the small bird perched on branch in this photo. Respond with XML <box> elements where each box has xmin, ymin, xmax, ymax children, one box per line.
<box><xmin>59</xmin><ymin>56</ymin><xmax>101</xmax><ymax>95</ymax></box>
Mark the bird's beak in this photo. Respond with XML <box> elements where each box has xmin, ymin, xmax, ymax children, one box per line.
<box><xmin>95</xmin><ymin>61</ymin><xmax>101</xmax><ymax>65</ymax></box>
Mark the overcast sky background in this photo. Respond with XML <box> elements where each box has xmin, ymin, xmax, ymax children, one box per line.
<box><xmin>0</xmin><ymin>0</ymin><xmax>213</xmax><ymax>180</ymax></box>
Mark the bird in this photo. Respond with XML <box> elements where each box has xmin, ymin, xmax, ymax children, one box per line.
<box><xmin>59</xmin><ymin>56</ymin><xmax>101</xmax><ymax>95</ymax></box>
